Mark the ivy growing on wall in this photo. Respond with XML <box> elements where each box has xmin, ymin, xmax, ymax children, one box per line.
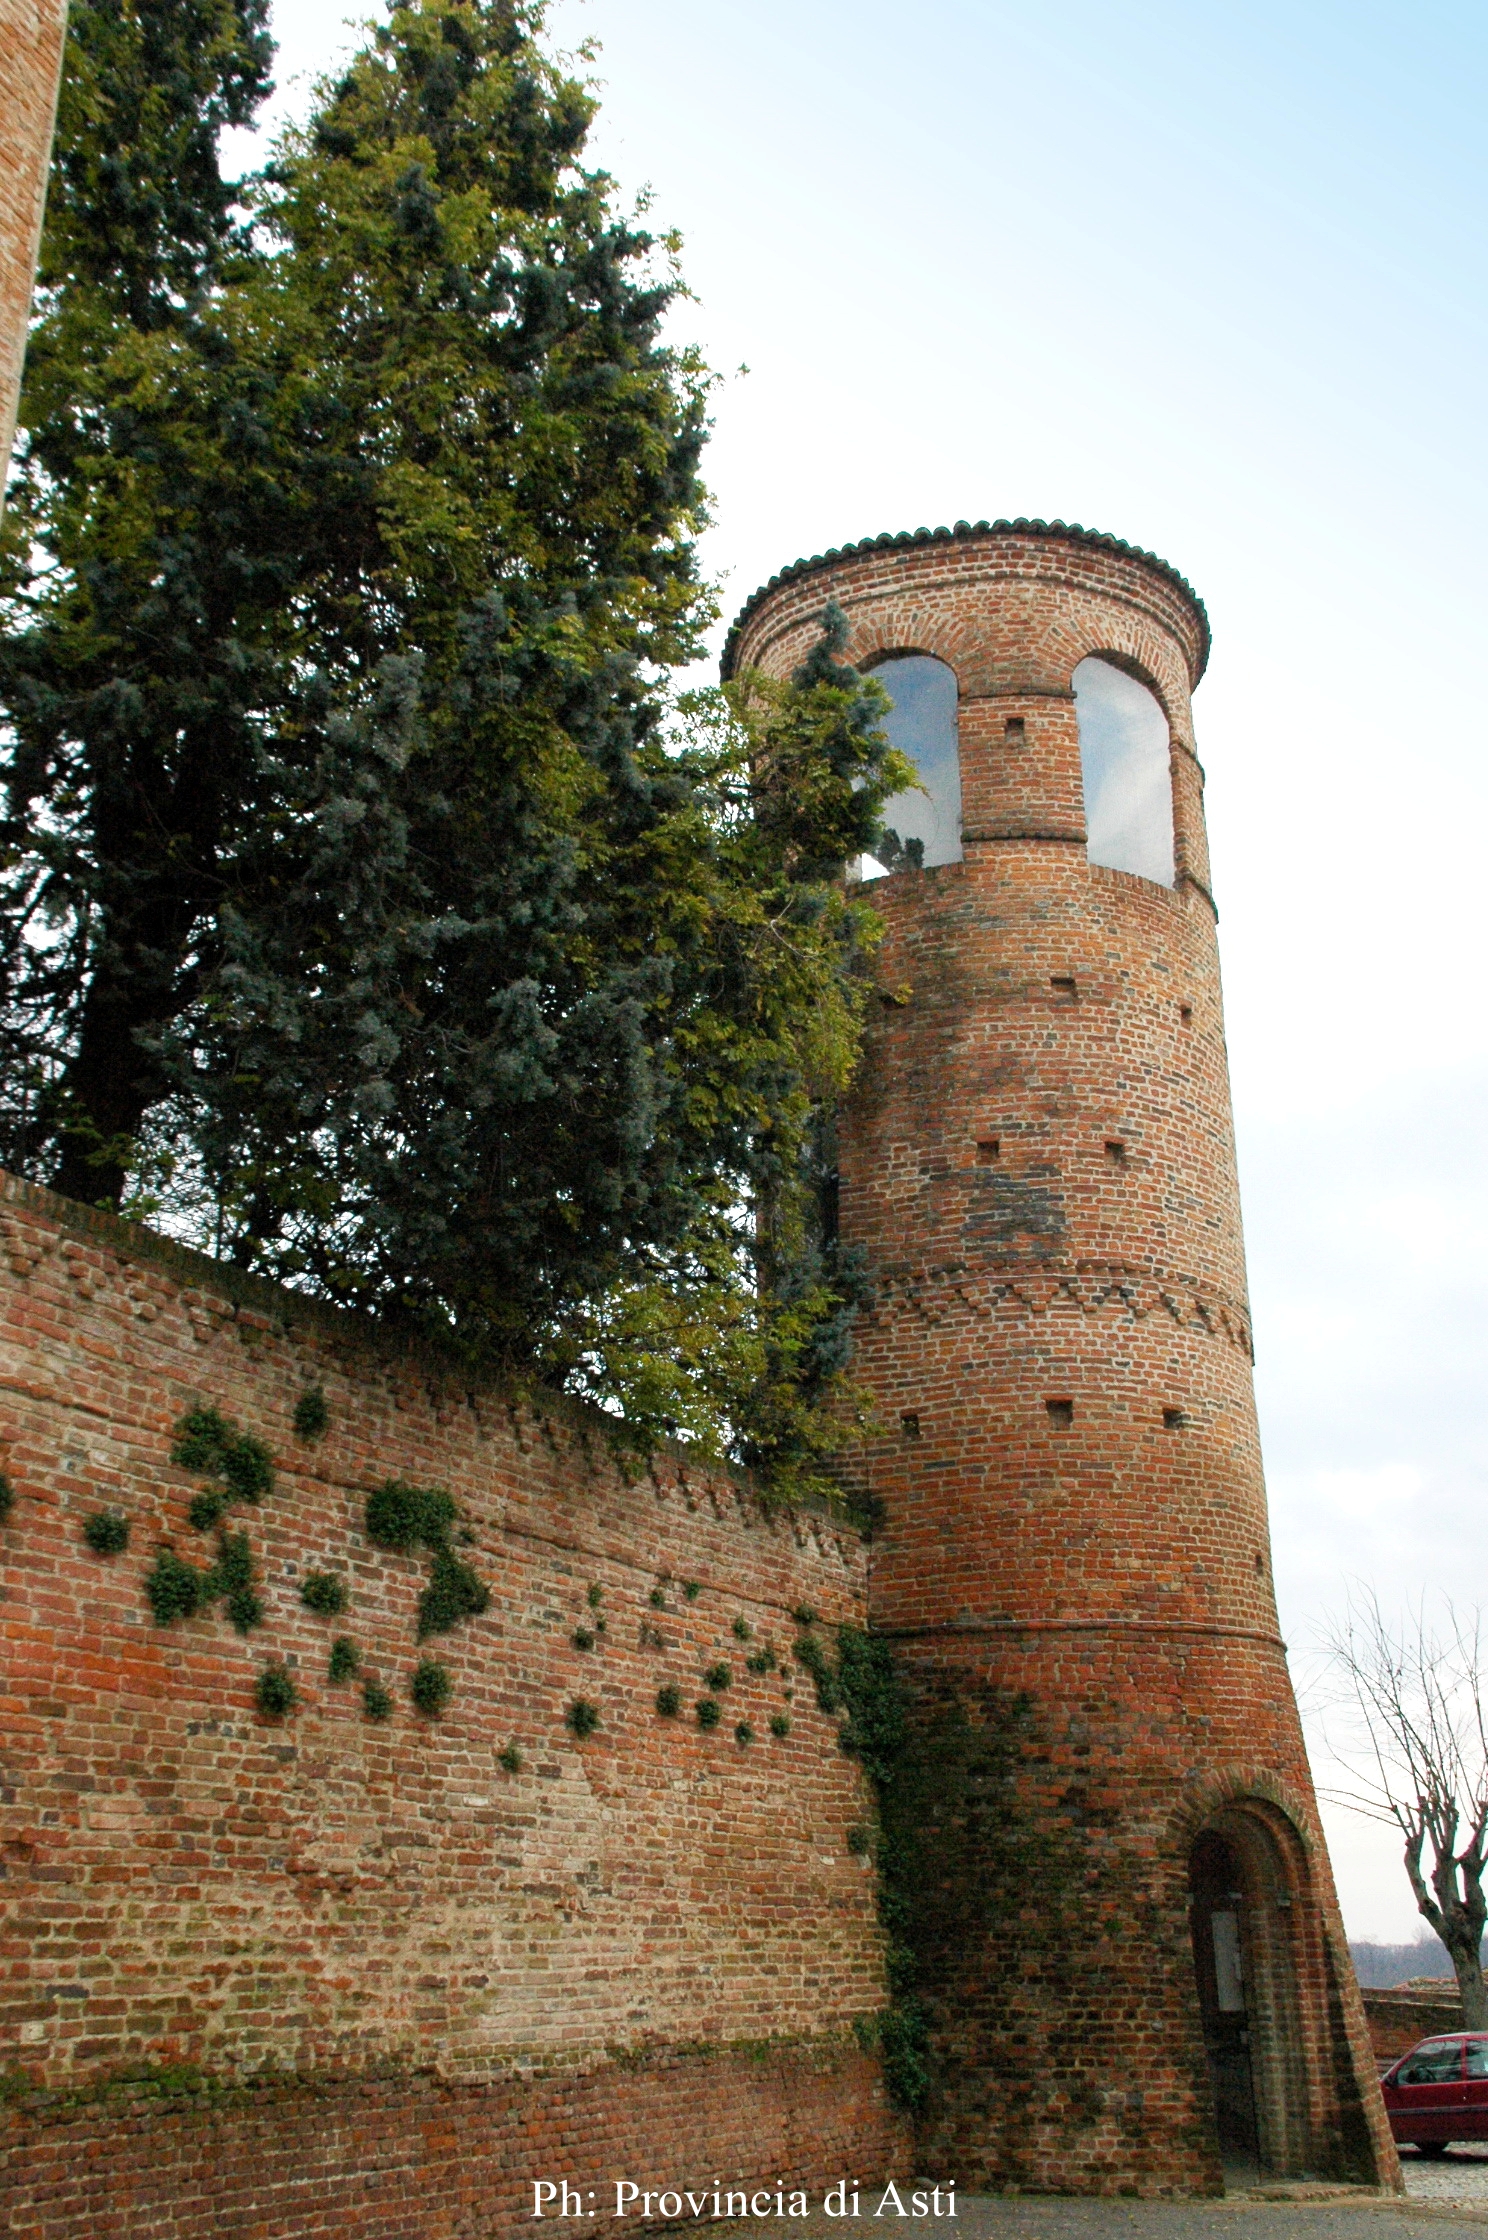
<box><xmin>792</xmin><ymin>1616</ymin><xmax>1104</xmax><ymax>2117</ymax></box>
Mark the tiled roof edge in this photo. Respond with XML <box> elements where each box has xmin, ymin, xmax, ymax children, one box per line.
<box><xmin>719</xmin><ymin>517</ymin><xmax>1211</xmax><ymax>683</ymax></box>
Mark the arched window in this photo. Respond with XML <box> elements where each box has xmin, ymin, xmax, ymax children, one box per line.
<box><xmin>1073</xmin><ymin>657</ymin><xmax>1175</xmax><ymax>887</ymax></box>
<box><xmin>860</xmin><ymin>654</ymin><xmax>961</xmax><ymax>880</ymax></box>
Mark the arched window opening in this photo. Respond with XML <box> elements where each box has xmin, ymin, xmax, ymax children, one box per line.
<box><xmin>1073</xmin><ymin>656</ymin><xmax>1175</xmax><ymax>887</ymax></box>
<box><xmin>859</xmin><ymin>654</ymin><xmax>961</xmax><ymax>880</ymax></box>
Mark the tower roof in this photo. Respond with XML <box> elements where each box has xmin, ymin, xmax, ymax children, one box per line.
<box><xmin>720</xmin><ymin>517</ymin><xmax>1211</xmax><ymax>683</ymax></box>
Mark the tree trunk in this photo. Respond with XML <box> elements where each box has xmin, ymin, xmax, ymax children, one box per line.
<box><xmin>1448</xmin><ymin>1937</ymin><xmax>1488</xmax><ymax>2030</ymax></box>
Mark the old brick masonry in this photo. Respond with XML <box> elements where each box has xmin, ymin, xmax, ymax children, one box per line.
<box><xmin>0</xmin><ymin>1174</ymin><xmax>906</xmax><ymax>2234</ymax></box>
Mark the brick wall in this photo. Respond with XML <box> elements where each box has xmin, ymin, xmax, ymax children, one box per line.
<box><xmin>1362</xmin><ymin>1987</ymin><xmax>1463</xmax><ymax>2065</ymax></box>
<box><xmin>0</xmin><ymin>0</ymin><xmax>68</xmax><ymax>488</ymax></box>
<box><xmin>729</xmin><ymin>523</ymin><xmax>1399</xmax><ymax>2197</ymax></box>
<box><xmin>0</xmin><ymin>1171</ymin><xmax>907</xmax><ymax>2234</ymax></box>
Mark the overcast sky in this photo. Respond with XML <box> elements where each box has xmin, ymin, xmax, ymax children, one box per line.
<box><xmin>241</xmin><ymin>0</ymin><xmax>1488</xmax><ymax>1942</ymax></box>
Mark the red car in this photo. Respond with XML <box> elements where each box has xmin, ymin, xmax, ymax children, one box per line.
<box><xmin>1380</xmin><ymin>2033</ymin><xmax>1488</xmax><ymax>2155</ymax></box>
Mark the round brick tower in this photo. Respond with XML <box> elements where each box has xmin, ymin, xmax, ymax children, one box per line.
<box><xmin>725</xmin><ymin>522</ymin><xmax>1397</xmax><ymax>2197</ymax></box>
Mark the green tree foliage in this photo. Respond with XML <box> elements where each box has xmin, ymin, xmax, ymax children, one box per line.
<box><xmin>1</xmin><ymin>0</ymin><xmax>914</xmax><ymax>1489</ymax></box>
<box><xmin>0</xmin><ymin>0</ymin><xmax>280</xmax><ymax>1204</ymax></box>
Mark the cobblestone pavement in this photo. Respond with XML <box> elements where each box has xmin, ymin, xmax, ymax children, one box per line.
<box><xmin>1398</xmin><ymin>2142</ymin><xmax>1488</xmax><ymax>2214</ymax></box>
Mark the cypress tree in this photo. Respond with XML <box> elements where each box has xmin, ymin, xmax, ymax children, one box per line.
<box><xmin>0</xmin><ymin>1</ymin><xmax>914</xmax><ymax>1482</ymax></box>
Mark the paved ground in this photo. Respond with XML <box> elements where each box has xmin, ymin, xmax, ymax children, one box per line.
<box><xmin>700</xmin><ymin>2155</ymin><xmax>1488</xmax><ymax>2240</ymax></box>
<box><xmin>1398</xmin><ymin>2143</ymin><xmax>1488</xmax><ymax>2215</ymax></box>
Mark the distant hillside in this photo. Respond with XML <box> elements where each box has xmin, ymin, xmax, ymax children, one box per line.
<box><xmin>1350</xmin><ymin>1935</ymin><xmax>1454</xmax><ymax>1988</ymax></box>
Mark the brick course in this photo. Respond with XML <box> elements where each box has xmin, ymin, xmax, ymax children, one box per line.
<box><xmin>730</xmin><ymin>523</ymin><xmax>1399</xmax><ymax>2196</ymax></box>
<box><xmin>0</xmin><ymin>1172</ymin><xmax>907</xmax><ymax>2232</ymax></box>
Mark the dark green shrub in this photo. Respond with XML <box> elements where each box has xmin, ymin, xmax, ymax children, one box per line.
<box><xmin>566</xmin><ymin>1697</ymin><xmax>599</xmax><ymax>1738</ymax></box>
<box><xmin>587</xmin><ymin>1583</ymin><xmax>603</xmax><ymax>1609</ymax></box>
<box><xmin>682</xmin><ymin>1580</ymin><xmax>701</xmax><ymax>1601</ymax></box>
<box><xmin>656</xmin><ymin>1684</ymin><xmax>681</xmax><ymax>1717</ymax></box>
<box><xmin>221</xmin><ymin>1436</ymin><xmax>273</xmax><ymax>1504</ymax></box>
<box><xmin>146</xmin><ymin>1548</ymin><xmax>204</xmax><ymax>1624</ymax></box>
<box><xmin>704</xmin><ymin>1662</ymin><xmax>730</xmax><ymax>1691</ymax></box>
<box><xmin>364</xmin><ymin>1479</ymin><xmax>456</xmax><ymax>1553</ymax></box>
<box><xmin>769</xmin><ymin>1712</ymin><xmax>792</xmax><ymax>1739</ymax></box>
<box><xmin>209</xmin><ymin>1531</ymin><xmax>263</xmax><ymax>1635</ymax></box>
<box><xmin>793</xmin><ymin>1632</ymin><xmax>840</xmax><ymax>1712</ymax></box>
<box><xmin>847</xmin><ymin>1823</ymin><xmax>871</xmax><ymax>1855</ymax></box>
<box><xmin>410</xmin><ymin>1659</ymin><xmax>453</xmax><ymax>1716</ymax></box>
<box><xmin>746</xmin><ymin>1646</ymin><xmax>777</xmax><ymax>1675</ymax></box>
<box><xmin>171</xmin><ymin>1406</ymin><xmax>233</xmax><ymax>1474</ymax></box>
<box><xmin>172</xmin><ymin>1407</ymin><xmax>272</xmax><ymax>1504</ymax></box>
<box><xmin>695</xmin><ymin>1697</ymin><xmax>721</xmax><ymax>1730</ymax></box>
<box><xmin>732</xmin><ymin>1615</ymin><xmax>752</xmax><ymax>1640</ymax></box>
<box><xmin>648</xmin><ymin>1586</ymin><xmax>666</xmax><ymax>1608</ymax></box>
<box><xmin>254</xmin><ymin>1664</ymin><xmax>297</xmax><ymax>1718</ymax></box>
<box><xmin>293</xmin><ymin>1388</ymin><xmax>329</xmax><ymax>1442</ymax></box>
<box><xmin>792</xmin><ymin>1605</ymin><xmax>818</xmax><ymax>1626</ymax></box>
<box><xmin>0</xmin><ymin>1472</ymin><xmax>13</xmax><ymax>1523</ymax></box>
<box><xmin>225</xmin><ymin>1586</ymin><xmax>263</xmax><ymax>1633</ymax></box>
<box><xmin>735</xmin><ymin>1721</ymin><xmax>754</xmax><ymax>1746</ymax></box>
<box><xmin>188</xmin><ymin>1490</ymin><xmax>226</xmax><ymax>1532</ymax></box>
<box><xmin>417</xmin><ymin>1547</ymin><xmax>488</xmax><ymax>1638</ymax></box>
<box><xmin>328</xmin><ymin>1638</ymin><xmax>360</xmax><ymax>1683</ymax></box>
<box><xmin>878</xmin><ymin>1999</ymin><xmax>931</xmax><ymax>2112</ymax></box>
<box><xmin>300</xmin><ymin>1571</ymin><xmax>348</xmax><ymax>1617</ymax></box>
<box><xmin>572</xmin><ymin>1626</ymin><xmax>595</xmax><ymax>1651</ymax></box>
<box><xmin>498</xmin><ymin>1743</ymin><xmax>523</xmax><ymax>1773</ymax></box>
<box><xmin>363</xmin><ymin>1678</ymin><xmax>393</xmax><ymax>1721</ymax></box>
<box><xmin>83</xmin><ymin>1510</ymin><xmax>129</xmax><ymax>1556</ymax></box>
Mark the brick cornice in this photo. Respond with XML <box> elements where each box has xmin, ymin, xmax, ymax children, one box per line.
<box><xmin>721</xmin><ymin>517</ymin><xmax>1211</xmax><ymax>683</ymax></box>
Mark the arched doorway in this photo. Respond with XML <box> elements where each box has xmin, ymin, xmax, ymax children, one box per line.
<box><xmin>1188</xmin><ymin>1805</ymin><xmax>1312</xmax><ymax>2179</ymax></box>
<box><xmin>1190</xmin><ymin>1828</ymin><xmax>1261</xmax><ymax>2169</ymax></box>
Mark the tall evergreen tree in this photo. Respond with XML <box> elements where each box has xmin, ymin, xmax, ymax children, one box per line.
<box><xmin>0</xmin><ymin>1</ymin><xmax>913</xmax><ymax>1482</ymax></box>
<box><xmin>1</xmin><ymin>0</ymin><xmax>283</xmax><ymax>1204</ymax></box>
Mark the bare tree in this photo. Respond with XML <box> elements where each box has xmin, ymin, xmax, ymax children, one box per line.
<box><xmin>1320</xmin><ymin>1588</ymin><xmax>1488</xmax><ymax>2028</ymax></box>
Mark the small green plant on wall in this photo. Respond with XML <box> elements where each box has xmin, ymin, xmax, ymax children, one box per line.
<box><xmin>656</xmin><ymin>1684</ymin><xmax>681</xmax><ymax>1717</ymax></box>
<box><xmin>172</xmin><ymin>1406</ymin><xmax>273</xmax><ymax>1527</ymax></box>
<box><xmin>362</xmin><ymin>1677</ymin><xmax>394</xmax><ymax>1722</ymax></box>
<box><xmin>566</xmin><ymin>1698</ymin><xmax>599</xmax><ymax>1738</ymax></box>
<box><xmin>364</xmin><ymin>1480</ymin><xmax>488</xmax><ymax>1643</ymax></box>
<box><xmin>410</xmin><ymin>1658</ymin><xmax>453</xmax><ymax>1716</ymax></box>
<box><xmin>255</xmin><ymin>1664</ymin><xmax>297</xmax><ymax>1718</ymax></box>
<box><xmin>300</xmin><ymin>1570</ymin><xmax>347</xmax><ymax>1616</ymax></box>
<box><xmin>145</xmin><ymin>1529</ymin><xmax>261</xmax><ymax>1633</ymax></box>
<box><xmin>150</xmin><ymin>1405</ymin><xmax>273</xmax><ymax>1636</ymax></box>
<box><xmin>498</xmin><ymin>1743</ymin><xmax>523</xmax><ymax>1773</ymax></box>
<box><xmin>83</xmin><ymin>1510</ymin><xmax>129</xmax><ymax>1555</ymax></box>
<box><xmin>328</xmin><ymin>1638</ymin><xmax>360</xmax><ymax>1683</ymax></box>
<box><xmin>695</xmin><ymin>1696</ymin><xmax>721</xmax><ymax>1730</ymax></box>
<box><xmin>0</xmin><ymin>1472</ymin><xmax>13</xmax><ymax>1523</ymax></box>
<box><xmin>293</xmin><ymin>1387</ymin><xmax>329</xmax><ymax>1442</ymax></box>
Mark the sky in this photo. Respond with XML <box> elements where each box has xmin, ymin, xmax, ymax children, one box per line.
<box><xmin>240</xmin><ymin>0</ymin><xmax>1488</xmax><ymax>1942</ymax></box>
